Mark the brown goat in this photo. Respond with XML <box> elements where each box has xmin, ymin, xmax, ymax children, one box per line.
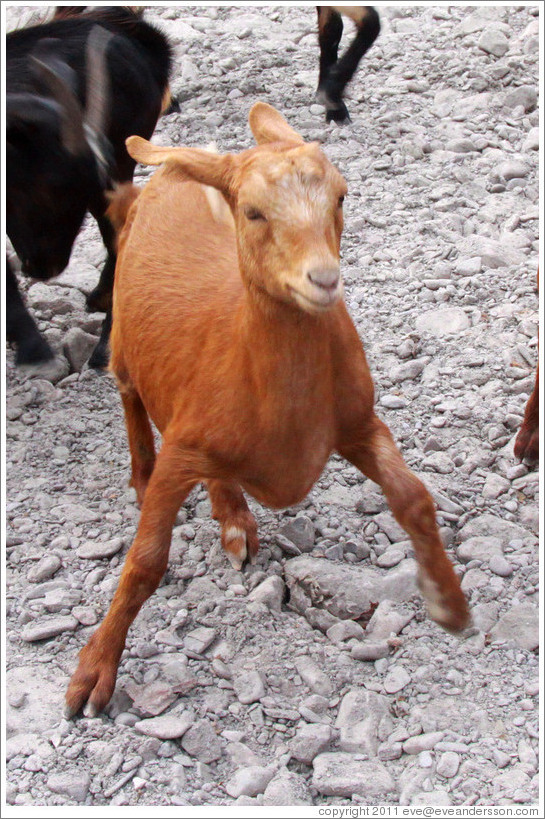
<box><xmin>65</xmin><ymin>103</ymin><xmax>469</xmax><ymax>717</ymax></box>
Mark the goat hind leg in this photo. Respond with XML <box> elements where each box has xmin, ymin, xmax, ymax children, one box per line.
<box><xmin>118</xmin><ymin>381</ymin><xmax>156</xmax><ymax>506</ymax></box>
<box><xmin>208</xmin><ymin>480</ymin><xmax>259</xmax><ymax>569</ymax></box>
<box><xmin>339</xmin><ymin>416</ymin><xmax>469</xmax><ymax>633</ymax></box>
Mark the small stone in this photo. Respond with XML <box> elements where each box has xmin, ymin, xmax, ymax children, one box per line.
<box><xmin>225</xmin><ymin>765</ymin><xmax>275</xmax><ymax>798</ymax></box>
<box><xmin>478</xmin><ymin>27</ymin><xmax>509</xmax><ymax>57</ymax></box>
<box><xmin>326</xmin><ymin>620</ymin><xmax>365</xmax><ymax>643</ymax></box>
<box><xmin>47</xmin><ymin>772</ymin><xmax>91</xmax><ymax>802</ymax></box>
<box><xmin>499</xmin><ymin>161</ymin><xmax>529</xmax><ymax>181</ymax></box>
<box><xmin>63</xmin><ymin>327</ymin><xmax>100</xmax><ymax>372</ymax></box>
<box><xmin>415</xmin><ymin>307</ymin><xmax>469</xmax><ymax>336</ymax></box>
<box><xmin>289</xmin><ymin>724</ymin><xmax>332</xmax><ymax>765</ymax></box>
<box><xmin>403</xmin><ymin>732</ymin><xmax>445</xmax><ymax>755</ymax></box>
<box><xmin>376</xmin><ymin>548</ymin><xmax>405</xmax><ymax>568</ymax></box>
<box><xmin>380</xmin><ymin>395</ymin><xmax>408</xmax><ymax>409</ymax></box>
<box><xmin>383</xmin><ymin>666</ymin><xmax>411</xmax><ymax>694</ymax></box>
<box><xmin>27</xmin><ymin>555</ymin><xmax>62</xmax><ymax>583</ymax></box>
<box><xmin>76</xmin><ymin>537</ymin><xmax>124</xmax><ymax>560</ymax></box>
<box><xmin>72</xmin><ymin>606</ymin><xmax>98</xmax><ymax>626</ymax></box>
<box><xmin>351</xmin><ymin>641</ymin><xmax>390</xmax><ymax>661</ymax></box>
<box><xmin>457</xmin><ymin>536</ymin><xmax>503</xmax><ymax>563</ymax></box>
<box><xmin>22</xmin><ymin>616</ymin><xmax>78</xmax><ymax>642</ymax></box>
<box><xmin>482</xmin><ymin>473</ymin><xmax>510</xmax><ymax>499</ymax></box>
<box><xmin>134</xmin><ymin>713</ymin><xmax>192</xmax><ymax>740</ymax></box>
<box><xmin>489</xmin><ymin>604</ymin><xmax>538</xmax><ymax>650</ymax></box>
<box><xmin>488</xmin><ymin>555</ymin><xmax>513</xmax><ymax>577</ymax></box>
<box><xmin>279</xmin><ymin>516</ymin><xmax>315</xmax><ymax>552</ymax></box>
<box><xmin>233</xmin><ymin>670</ymin><xmax>266</xmax><ymax>704</ymax></box>
<box><xmin>247</xmin><ymin>576</ymin><xmax>284</xmax><ymax>611</ymax></box>
<box><xmin>312</xmin><ymin>753</ymin><xmax>396</xmax><ymax>797</ymax></box>
<box><xmin>263</xmin><ymin>769</ymin><xmax>313</xmax><ymax>805</ymax></box>
<box><xmin>436</xmin><ymin>751</ymin><xmax>460</xmax><ymax>778</ymax></box>
<box><xmin>183</xmin><ymin>627</ymin><xmax>216</xmax><ymax>654</ymax></box>
<box><xmin>180</xmin><ymin>720</ymin><xmax>222</xmax><ymax>763</ymax></box>
<box><xmin>503</xmin><ymin>85</ymin><xmax>537</xmax><ymax>112</ymax></box>
<box><xmin>294</xmin><ymin>656</ymin><xmax>333</xmax><ymax>698</ymax></box>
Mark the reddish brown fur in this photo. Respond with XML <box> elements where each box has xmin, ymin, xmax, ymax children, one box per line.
<box><xmin>65</xmin><ymin>103</ymin><xmax>469</xmax><ymax>717</ymax></box>
<box><xmin>514</xmin><ymin>269</ymin><xmax>539</xmax><ymax>463</ymax></box>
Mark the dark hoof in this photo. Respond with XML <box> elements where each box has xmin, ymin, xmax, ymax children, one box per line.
<box><xmin>88</xmin><ymin>343</ymin><xmax>109</xmax><ymax>370</ymax></box>
<box><xmin>15</xmin><ymin>336</ymin><xmax>55</xmax><ymax>366</ymax></box>
<box><xmin>86</xmin><ymin>288</ymin><xmax>110</xmax><ymax>314</ymax></box>
<box><xmin>326</xmin><ymin>107</ymin><xmax>351</xmax><ymax>124</ymax></box>
<box><xmin>316</xmin><ymin>88</ymin><xmax>350</xmax><ymax>124</ymax></box>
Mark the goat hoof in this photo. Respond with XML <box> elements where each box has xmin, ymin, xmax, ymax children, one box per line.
<box><xmin>86</xmin><ymin>287</ymin><xmax>110</xmax><ymax>313</ymax></box>
<box><xmin>88</xmin><ymin>345</ymin><xmax>110</xmax><ymax>370</ymax></box>
<box><xmin>65</xmin><ymin>641</ymin><xmax>119</xmax><ymax>717</ymax></box>
<box><xmin>418</xmin><ymin>568</ymin><xmax>471</xmax><ymax>634</ymax></box>
<box><xmin>15</xmin><ymin>337</ymin><xmax>55</xmax><ymax>366</ymax></box>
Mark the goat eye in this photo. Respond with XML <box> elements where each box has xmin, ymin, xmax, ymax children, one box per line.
<box><xmin>244</xmin><ymin>206</ymin><xmax>266</xmax><ymax>221</ymax></box>
<box><xmin>338</xmin><ymin>196</ymin><xmax>345</xmax><ymax>208</ymax></box>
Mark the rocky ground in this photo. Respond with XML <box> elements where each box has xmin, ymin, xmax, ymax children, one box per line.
<box><xmin>4</xmin><ymin>4</ymin><xmax>540</xmax><ymax>809</ymax></box>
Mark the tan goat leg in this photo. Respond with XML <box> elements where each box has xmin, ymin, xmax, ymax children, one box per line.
<box><xmin>339</xmin><ymin>416</ymin><xmax>470</xmax><ymax>633</ymax></box>
<box><xmin>119</xmin><ymin>386</ymin><xmax>157</xmax><ymax>506</ymax></box>
<box><xmin>208</xmin><ymin>479</ymin><xmax>260</xmax><ymax>569</ymax></box>
<box><xmin>65</xmin><ymin>442</ymin><xmax>197</xmax><ymax>716</ymax></box>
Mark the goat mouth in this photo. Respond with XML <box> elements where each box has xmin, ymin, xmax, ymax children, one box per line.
<box><xmin>289</xmin><ymin>284</ymin><xmax>342</xmax><ymax>313</ymax></box>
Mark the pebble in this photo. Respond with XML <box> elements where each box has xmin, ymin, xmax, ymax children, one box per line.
<box><xmin>457</xmin><ymin>536</ymin><xmax>503</xmax><ymax>563</ymax></box>
<box><xmin>488</xmin><ymin>555</ymin><xmax>514</xmax><ymax>577</ymax></box>
<box><xmin>351</xmin><ymin>641</ymin><xmax>390</xmax><ymax>661</ymax></box>
<box><xmin>263</xmin><ymin>769</ymin><xmax>313</xmax><ymax>805</ymax></box>
<box><xmin>295</xmin><ymin>657</ymin><xmax>333</xmax><ymax>698</ymax></box>
<box><xmin>326</xmin><ymin>620</ymin><xmax>365</xmax><ymax>643</ymax></box>
<box><xmin>279</xmin><ymin>515</ymin><xmax>315</xmax><ymax>552</ymax></box>
<box><xmin>478</xmin><ymin>28</ymin><xmax>509</xmax><ymax>57</ymax></box>
<box><xmin>183</xmin><ymin>627</ymin><xmax>216</xmax><ymax>654</ymax></box>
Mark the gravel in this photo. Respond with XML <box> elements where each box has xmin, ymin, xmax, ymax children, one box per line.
<box><xmin>5</xmin><ymin>4</ymin><xmax>539</xmax><ymax>809</ymax></box>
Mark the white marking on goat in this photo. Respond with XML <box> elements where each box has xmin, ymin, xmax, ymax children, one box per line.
<box><xmin>418</xmin><ymin>571</ymin><xmax>450</xmax><ymax>623</ymax></box>
<box><xmin>224</xmin><ymin>525</ymin><xmax>247</xmax><ymax>543</ymax></box>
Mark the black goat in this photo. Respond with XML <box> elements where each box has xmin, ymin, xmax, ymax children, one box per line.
<box><xmin>6</xmin><ymin>7</ymin><xmax>172</xmax><ymax>369</ymax></box>
<box><xmin>317</xmin><ymin>6</ymin><xmax>380</xmax><ymax>122</ymax></box>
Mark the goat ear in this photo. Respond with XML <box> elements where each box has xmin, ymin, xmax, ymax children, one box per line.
<box><xmin>249</xmin><ymin>102</ymin><xmax>304</xmax><ymax>145</ymax></box>
<box><xmin>126</xmin><ymin>136</ymin><xmax>235</xmax><ymax>193</ymax></box>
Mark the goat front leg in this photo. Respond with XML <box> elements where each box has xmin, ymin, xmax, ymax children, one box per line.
<box><xmin>316</xmin><ymin>7</ymin><xmax>349</xmax><ymax>122</ymax></box>
<box><xmin>514</xmin><ymin>366</ymin><xmax>539</xmax><ymax>463</ymax></box>
<box><xmin>65</xmin><ymin>441</ymin><xmax>197</xmax><ymax>717</ymax></box>
<box><xmin>338</xmin><ymin>415</ymin><xmax>470</xmax><ymax>633</ymax></box>
<box><xmin>208</xmin><ymin>480</ymin><xmax>259</xmax><ymax>569</ymax></box>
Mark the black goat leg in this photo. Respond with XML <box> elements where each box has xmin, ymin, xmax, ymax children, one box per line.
<box><xmin>318</xmin><ymin>7</ymin><xmax>380</xmax><ymax>124</ymax></box>
<box><xmin>88</xmin><ymin>307</ymin><xmax>112</xmax><ymax>370</ymax></box>
<box><xmin>316</xmin><ymin>7</ymin><xmax>349</xmax><ymax>122</ymax></box>
<box><xmin>6</xmin><ymin>258</ymin><xmax>54</xmax><ymax>365</ymax></box>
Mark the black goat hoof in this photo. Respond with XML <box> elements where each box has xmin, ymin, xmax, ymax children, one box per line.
<box><xmin>326</xmin><ymin>107</ymin><xmax>351</xmax><ymax>124</ymax></box>
<box><xmin>15</xmin><ymin>336</ymin><xmax>55</xmax><ymax>367</ymax></box>
<box><xmin>86</xmin><ymin>288</ymin><xmax>110</xmax><ymax>314</ymax></box>
<box><xmin>88</xmin><ymin>343</ymin><xmax>109</xmax><ymax>370</ymax></box>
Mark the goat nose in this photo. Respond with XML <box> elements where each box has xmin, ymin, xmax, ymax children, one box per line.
<box><xmin>307</xmin><ymin>266</ymin><xmax>340</xmax><ymax>291</ymax></box>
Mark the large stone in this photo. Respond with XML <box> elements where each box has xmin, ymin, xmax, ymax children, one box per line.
<box><xmin>247</xmin><ymin>576</ymin><xmax>285</xmax><ymax>611</ymax></box>
<box><xmin>313</xmin><ymin>753</ymin><xmax>397</xmax><ymax>797</ymax></box>
<box><xmin>457</xmin><ymin>536</ymin><xmax>503</xmax><ymax>563</ymax></box>
<box><xmin>233</xmin><ymin>670</ymin><xmax>266</xmax><ymax>704</ymax></box>
<box><xmin>22</xmin><ymin>616</ymin><xmax>78</xmax><ymax>642</ymax></box>
<box><xmin>458</xmin><ymin>514</ymin><xmax>535</xmax><ymax>545</ymax></box>
<box><xmin>285</xmin><ymin>555</ymin><xmax>418</xmax><ymax>621</ymax></box>
<box><xmin>294</xmin><ymin>656</ymin><xmax>333</xmax><ymax>698</ymax></box>
<box><xmin>134</xmin><ymin>713</ymin><xmax>192</xmax><ymax>740</ymax></box>
<box><xmin>489</xmin><ymin>604</ymin><xmax>538</xmax><ymax>651</ymax></box>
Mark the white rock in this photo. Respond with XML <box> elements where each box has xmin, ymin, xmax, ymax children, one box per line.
<box><xmin>415</xmin><ymin>307</ymin><xmax>470</xmax><ymax>336</ymax></box>
<box><xmin>76</xmin><ymin>537</ymin><xmax>124</xmax><ymax>559</ymax></box>
<box><xmin>403</xmin><ymin>732</ymin><xmax>445</xmax><ymax>755</ymax></box>
<box><xmin>289</xmin><ymin>724</ymin><xmax>332</xmax><ymax>765</ymax></box>
<box><xmin>247</xmin><ymin>576</ymin><xmax>284</xmax><ymax>611</ymax></box>
<box><xmin>383</xmin><ymin>666</ymin><xmax>411</xmax><ymax>694</ymax></box>
<box><xmin>489</xmin><ymin>604</ymin><xmax>538</xmax><ymax>650</ymax></box>
<box><xmin>233</xmin><ymin>670</ymin><xmax>266</xmax><ymax>704</ymax></box>
<box><xmin>478</xmin><ymin>27</ymin><xmax>509</xmax><ymax>57</ymax></box>
<box><xmin>313</xmin><ymin>753</ymin><xmax>397</xmax><ymax>797</ymax></box>
<box><xmin>134</xmin><ymin>713</ymin><xmax>192</xmax><ymax>740</ymax></box>
<box><xmin>225</xmin><ymin>765</ymin><xmax>275</xmax><ymax>798</ymax></box>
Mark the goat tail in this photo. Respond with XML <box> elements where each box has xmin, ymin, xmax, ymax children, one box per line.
<box><xmin>106</xmin><ymin>182</ymin><xmax>140</xmax><ymax>251</ymax></box>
